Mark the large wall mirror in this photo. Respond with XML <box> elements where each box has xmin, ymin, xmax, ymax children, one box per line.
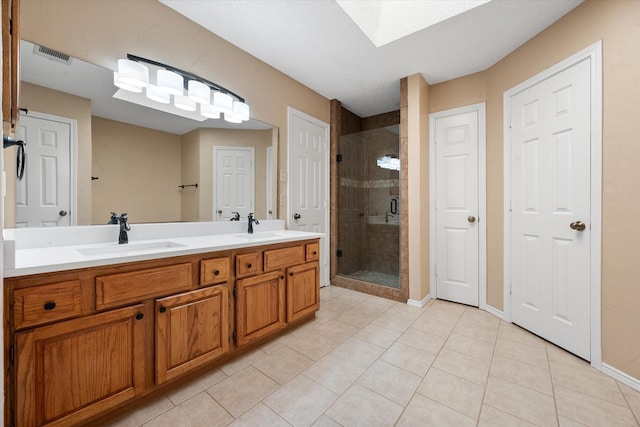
<box><xmin>4</xmin><ymin>39</ymin><xmax>278</xmax><ymax>227</ymax></box>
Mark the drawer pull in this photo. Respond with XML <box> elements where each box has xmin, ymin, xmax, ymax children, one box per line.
<box><xmin>43</xmin><ymin>301</ymin><xmax>56</xmax><ymax>311</ymax></box>
<box><xmin>247</xmin><ymin>263</ymin><xmax>253</xmax><ymax>269</ymax></box>
<box><xmin>312</xmin><ymin>251</ymin><xmax>317</xmax><ymax>256</ymax></box>
<box><xmin>135</xmin><ymin>313</ymin><xmax>144</xmax><ymax>320</ymax></box>
<box><xmin>159</xmin><ymin>306</ymin><xmax>167</xmax><ymax>313</ymax></box>
<box><xmin>214</xmin><ymin>270</ymin><xmax>220</xmax><ymax>276</ymax></box>
<box><xmin>280</xmin><ymin>275</ymin><xmax>285</xmax><ymax>280</ymax></box>
<box><xmin>289</xmin><ymin>272</ymin><xmax>294</xmax><ymax>277</ymax></box>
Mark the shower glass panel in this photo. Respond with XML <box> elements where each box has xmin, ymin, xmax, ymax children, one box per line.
<box><xmin>337</xmin><ymin>125</ymin><xmax>400</xmax><ymax>288</ymax></box>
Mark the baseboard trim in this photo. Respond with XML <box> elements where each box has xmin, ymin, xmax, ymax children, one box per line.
<box><xmin>407</xmin><ymin>293</ymin><xmax>431</xmax><ymax>308</ymax></box>
<box><xmin>601</xmin><ymin>363</ymin><xmax>640</xmax><ymax>392</ymax></box>
<box><xmin>484</xmin><ymin>304</ymin><xmax>505</xmax><ymax>320</ymax></box>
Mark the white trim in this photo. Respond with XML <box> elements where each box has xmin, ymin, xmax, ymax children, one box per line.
<box><xmin>287</xmin><ymin>107</ymin><xmax>330</xmax><ymax>286</ymax></box>
<box><xmin>484</xmin><ymin>304</ymin><xmax>505</xmax><ymax>321</ymax></box>
<box><xmin>601</xmin><ymin>363</ymin><xmax>640</xmax><ymax>393</ymax></box>
<box><xmin>503</xmin><ymin>41</ymin><xmax>603</xmax><ymax>368</ymax></box>
<box><xmin>19</xmin><ymin>110</ymin><xmax>78</xmax><ymax>226</ymax></box>
<box><xmin>429</xmin><ymin>102</ymin><xmax>487</xmax><ymax>308</ymax></box>
<box><xmin>265</xmin><ymin>145</ymin><xmax>273</xmax><ymax>219</ymax></box>
<box><xmin>407</xmin><ymin>293</ymin><xmax>431</xmax><ymax>308</ymax></box>
<box><xmin>212</xmin><ymin>146</ymin><xmax>255</xmax><ymax>221</ymax></box>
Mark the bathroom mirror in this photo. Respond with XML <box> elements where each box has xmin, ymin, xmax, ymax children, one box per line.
<box><xmin>6</xmin><ymin>40</ymin><xmax>278</xmax><ymax>227</ymax></box>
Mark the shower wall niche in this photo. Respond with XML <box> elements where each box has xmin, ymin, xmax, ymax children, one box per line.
<box><xmin>337</xmin><ymin>123</ymin><xmax>400</xmax><ymax>289</ymax></box>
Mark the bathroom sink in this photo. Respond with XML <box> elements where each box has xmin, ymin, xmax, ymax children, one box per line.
<box><xmin>234</xmin><ymin>232</ymin><xmax>278</xmax><ymax>240</ymax></box>
<box><xmin>77</xmin><ymin>241</ymin><xmax>186</xmax><ymax>256</ymax></box>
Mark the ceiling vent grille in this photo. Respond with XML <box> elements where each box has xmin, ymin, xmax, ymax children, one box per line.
<box><xmin>33</xmin><ymin>44</ymin><xmax>72</xmax><ymax>65</ymax></box>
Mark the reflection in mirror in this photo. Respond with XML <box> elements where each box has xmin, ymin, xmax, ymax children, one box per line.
<box><xmin>6</xmin><ymin>40</ymin><xmax>278</xmax><ymax>227</ymax></box>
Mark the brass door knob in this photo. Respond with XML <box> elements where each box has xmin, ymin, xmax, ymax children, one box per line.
<box><xmin>467</xmin><ymin>216</ymin><xmax>476</xmax><ymax>223</ymax></box>
<box><xmin>570</xmin><ymin>221</ymin><xmax>586</xmax><ymax>231</ymax></box>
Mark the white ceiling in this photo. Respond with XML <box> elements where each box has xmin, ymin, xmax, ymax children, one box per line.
<box><xmin>160</xmin><ymin>0</ymin><xmax>582</xmax><ymax>118</ymax></box>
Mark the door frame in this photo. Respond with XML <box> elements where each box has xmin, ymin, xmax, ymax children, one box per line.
<box><xmin>18</xmin><ymin>110</ymin><xmax>78</xmax><ymax>226</ymax></box>
<box><xmin>212</xmin><ymin>145</ymin><xmax>255</xmax><ymax>221</ymax></box>
<box><xmin>287</xmin><ymin>106</ymin><xmax>330</xmax><ymax>286</ymax></box>
<box><xmin>429</xmin><ymin>102</ymin><xmax>487</xmax><ymax>308</ymax></box>
<box><xmin>503</xmin><ymin>41</ymin><xmax>602</xmax><ymax>367</ymax></box>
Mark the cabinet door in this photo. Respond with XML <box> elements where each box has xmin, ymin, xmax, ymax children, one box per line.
<box><xmin>236</xmin><ymin>271</ymin><xmax>285</xmax><ymax>347</ymax></box>
<box><xmin>287</xmin><ymin>262</ymin><xmax>320</xmax><ymax>323</ymax></box>
<box><xmin>15</xmin><ymin>305</ymin><xmax>146</xmax><ymax>427</ymax></box>
<box><xmin>156</xmin><ymin>286</ymin><xmax>229</xmax><ymax>384</ymax></box>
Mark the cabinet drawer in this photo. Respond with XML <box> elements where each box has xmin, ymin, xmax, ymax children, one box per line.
<box><xmin>201</xmin><ymin>257</ymin><xmax>230</xmax><ymax>285</ymax></box>
<box><xmin>236</xmin><ymin>253</ymin><xmax>259</xmax><ymax>278</ymax></box>
<box><xmin>264</xmin><ymin>245</ymin><xmax>305</xmax><ymax>271</ymax></box>
<box><xmin>96</xmin><ymin>263</ymin><xmax>193</xmax><ymax>309</ymax></box>
<box><xmin>13</xmin><ymin>280</ymin><xmax>83</xmax><ymax>330</ymax></box>
<box><xmin>306</xmin><ymin>242</ymin><xmax>320</xmax><ymax>261</ymax></box>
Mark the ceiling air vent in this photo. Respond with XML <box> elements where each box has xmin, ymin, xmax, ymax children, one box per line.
<box><xmin>33</xmin><ymin>44</ymin><xmax>72</xmax><ymax>65</ymax></box>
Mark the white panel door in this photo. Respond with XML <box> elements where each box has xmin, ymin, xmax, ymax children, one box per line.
<box><xmin>16</xmin><ymin>114</ymin><xmax>72</xmax><ymax>227</ymax></box>
<box><xmin>289</xmin><ymin>108</ymin><xmax>329</xmax><ymax>286</ymax></box>
<box><xmin>214</xmin><ymin>147</ymin><xmax>254</xmax><ymax>221</ymax></box>
<box><xmin>510</xmin><ymin>58</ymin><xmax>591</xmax><ymax>360</ymax></box>
<box><xmin>435</xmin><ymin>110</ymin><xmax>479</xmax><ymax>306</ymax></box>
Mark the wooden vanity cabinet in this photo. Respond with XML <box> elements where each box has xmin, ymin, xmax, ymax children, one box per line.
<box><xmin>155</xmin><ymin>285</ymin><xmax>229</xmax><ymax>384</ymax></box>
<box><xmin>15</xmin><ymin>304</ymin><xmax>147</xmax><ymax>427</ymax></box>
<box><xmin>287</xmin><ymin>261</ymin><xmax>320</xmax><ymax>322</ymax></box>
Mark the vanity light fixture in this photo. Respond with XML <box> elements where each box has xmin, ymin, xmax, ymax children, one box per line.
<box><xmin>114</xmin><ymin>54</ymin><xmax>250</xmax><ymax>123</ymax></box>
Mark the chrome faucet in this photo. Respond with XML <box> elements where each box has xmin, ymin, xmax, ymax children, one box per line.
<box><xmin>108</xmin><ymin>212</ymin><xmax>118</xmax><ymax>224</ymax></box>
<box><xmin>247</xmin><ymin>212</ymin><xmax>259</xmax><ymax>234</ymax></box>
<box><xmin>118</xmin><ymin>213</ymin><xmax>131</xmax><ymax>244</ymax></box>
<box><xmin>230</xmin><ymin>211</ymin><xmax>240</xmax><ymax>221</ymax></box>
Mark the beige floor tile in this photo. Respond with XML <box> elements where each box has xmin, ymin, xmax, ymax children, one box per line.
<box><xmin>286</xmin><ymin>333</ymin><xmax>339</xmax><ymax>361</ymax></box>
<box><xmin>417</xmin><ymin>367</ymin><xmax>484</xmax><ymax>418</ymax></box>
<box><xmin>103</xmin><ymin>395</ymin><xmax>174</xmax><ymax>427</ymax></box>
<box><xmin>546</xmin><ymin>342</ymin><xmax>595</xmax><ymax>373</ymax></box>
<box><xmin>264</xmin><ymin>375</ymin><xmax>338</xmax><ymax>426</ymax></box>
<box><xmin>259</xmin><ymin>331</ymin><xmax>298</xmax><ymax>354</ymax></box>
<box><xmin>461</xmin><ymin>307</ymin><xmax>501</xmax><ymax>328</ymax></box>
<box><xmin>498</xmin><ymin>322</ymin><xmax>547</xmax><ymax>349</ymax></box>
<box><xmin>353</xmin><ymin>324</ymin><xmax>401</xmax><ymax>348</ymax></box>
<box><xmin>166</xmin><ymin>368</ymin><xmax>228</xmax><ymax>405</ymax></box>
<box><xmin>303</xmin><ymin>352</ymin><xmax>368</xmax><ymax>394</ymax></box>
<box><xmin>227</xmin><ymin>403</ymin><xmax>290</xmax><ymax>427</ymax></box>
<box><xmin>143</xmin><ymin>392</ymin><xmax>232</xmax><ymax>427</ymax></box>
<box><xmin>253</xmin><ymin>346</ymin><xmax>314</xmax><ymax>384</ymax></box>
<box><xmin>396</xmin><ymin>394</ymin><xmax>476</xmax><ymax>427</ymax></box>
<box><xmin>219</xmin><ymin>348</ymin><xmax>268</xmax><ymax>376</ymax></box>
<box><xmin>430</xmin><ymin>299</ymin><xmax>468</xmax><ymax>314</ymax></box>
<box><xmin>325</xmin><ymin>384</ymin><xmax>404</xmax><ymax>427</ymax></box>
<box><xmin>384</xmin><ymin>303</ymin><xmax>424</xmax><ymax>321</ymax></box>
<box><xmin>312</xmin><ymin>415</ymin><xmax>342</xmax><ymax>427</ymax></box>
<box><xmin>421</xmin><ymin>306</ymin><xmax>463</xmax><ymax>324</ymax></box>
<box><xmin>351</xmin><ymin>301</ymin><xmax>391</xmax><ymax>317</ymax></box>
<box><xmin>314</xmin><ymin>319</ymin><xmax>359</xmax><ymax>342</ymax></box>
<box><xmin>314</xmin><ymin>307</ymin><xmax>339</xmax><ymax>324</ymax></box>
<box><xmin>370</xmin><ymin>311</ymin><xmax>415</xmax><ymax>333</ymax></box>
<box><xmin>555</xmin><ymin>385</ymin><xmax>638</xmax><ymax>427</ymax></box>
<box><xmin>433</xmin><ymin>348</ymin><xmax>491</xmax><ymax>385</ymax></box>
<box><xmin>484</xmin><ymin>376</ymin><xmax>558</xmax><ymax>427</ymax></box>
<box><xmin>494</xmin><ymin>337</ymin><xmax>549</xmax><ymax>369</ymax></box>
<box><xmin>380</xmin><ymin>342</ymin><xmax>435</xmax><ymax>376</ymax></box>
<box><xmin>330</xmin><ymin>337</ymin><xmax>385</xmax><ymax>367</ymax></box>
<box><xmin>478</xmin><ymin>404</ymin><xmax>537</xmax><ymax>426</ymax></box>
<box><xmin>453</xmin><ymin>317</ymin><xmax>499</xmax><ymax>343</ymax></box>
<box><xmin>206</xmin><ymin>366</ymin><xmax>279</xmax><ymax>417</ymax></box>
<box><xmin>396</xmin><ymin>327</ymin><xmax>447</xmax><ymax>355</ymax></box>
<box><xmin>444</xmin><ymin>332</ymin><xmax>496</xmax><ymax>362</ymax></box>
<box><xmin>289</xmin><ymin>319</ymin><xmax>321</xmax><ymax>338</ymax></box>
<box><xmin>321</xmin><ymin>299</ymin><xmax>357</xmax><ymax>314</ymax></box>
<box><xmin>357</xmin><ymin>360</ymin><xmax>421</xmax><ymax>406</ymax></box>
<box><xmin>335</xmin><ymin>308</ymin><xmax>376</xmax><ymax>329</ymax></box>
<box><xmin>490</xmin><ymin>355</ymin><xmax>553</xmax><ymax>396</ymax></box>
<box><xmin>363</xmin><ymin>295</ymin><xmax>398</xmax><ymax>308</ymax></box>
<box><xmin>411</xmin><ymin>314</ymin><xmax>456</xmax><ymax>337</ymax></box>
<box><xmin>550</xmin><ymin>362</ymin><xmax>626</xmax><ymax>406</ymax></box>
<box><xmin>619</xmin><ymin>382</ymin><xmax>640</xmax><ymax>422</ymax></box>
<box><xmin>558</xmin><ymin>416</ymin><xmax>589</xmax><ymax>426</ymax></box>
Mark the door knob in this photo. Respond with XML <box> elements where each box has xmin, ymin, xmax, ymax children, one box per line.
<box><xmin>293</xmin><ymin>213</ymin><xmax>301</xmax><ymax>220</ymax></box>
<box><xmin>570</xmin><ymin>221</ymin><xmax>586</xmax><ymax>231</ymax></box>
<box><xmin>217</xmin><ymin>210</ymin><xmax>222</xmax><ymax>215</ymax></box>
<box><xmin>59</xmin><ymin>210</ymin><xmax>68</xmax><ymax>217</ymax></box>
<box><xmin>467</xmin><ymin>216</ymin><xmax>476</xmax><ymax>223</ymax></box>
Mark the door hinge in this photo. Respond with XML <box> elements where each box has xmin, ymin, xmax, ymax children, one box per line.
<box><xmin>509</xmin><ymin>282</ymin><xmax>513</xmax><ymax>295</ymax></box>
<box><xmin>336</xmin><ymin>249</ymin><xmax>342</xmax><ymax>258</ymax></box>
<box><xmin>9</xmin><ymin>345</ymin><xmax>14</xmax><ymax>364</ymax></box>
<box><xmin>336</xmin><ymin>154</ymin><xmax>343</xmax><ymax>163</ymax></box>
<box><xmin>233</xmin><ymin>287</ymin><xmax>237</xmax><ymax>298</ymax></box>
<box><xmin>232</xmin><ymin>330</ymin><xmax>237</xmax><ymax>342</ymax></box>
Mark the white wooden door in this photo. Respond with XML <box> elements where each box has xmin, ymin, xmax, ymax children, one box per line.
<box><xmin>214</xmin><ymin>147</ymin><xmax>254</xmax><ymax>221</ymax></box>
<box><xmin>509</xmin><ymin>58</ymin><xmax>591</xmax><ymax>360</ymax></box>
<box><xmin>434</xmin><ymin>110</ymin><xmax>480</xmax><ymax>306</ymax></box>
<box><xmin>289</xmin><ymin>108</ymin><xmax>329</xmax><ymax>286</ymax></box>
<box><xmin>16</xmin><ymin>114</ymin><xmax>72</xmax><ymax>227</ymax></box>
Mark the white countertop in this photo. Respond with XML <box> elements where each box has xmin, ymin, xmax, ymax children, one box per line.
<box><xmin>3</xmin><ymin>222</ymin><xmax>323</xmax><ymax>277</ymax></box>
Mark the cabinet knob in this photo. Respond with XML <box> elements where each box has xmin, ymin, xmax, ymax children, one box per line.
<box><xmin>312</xmin><ymin>251</ymin><xmax>317</xmax><ymax>256</ymax></box>
<box><xmin>247</xmin><ymin>263</ymin><xmax>252</xmax><ymax>269</ymax></box>
<box><xmin>280</xmin><ymin>275</ymin><xmax>285</xmax><ymax>280</ymax></box>
<box><xmin>214</xmin><ymin>270</ymin><xmax>220</xmax><ymax>276</ymax></box>
<box><xmin>159</xmin><ymin>306</ymin><xmax>167</xmax><ymax>313</ymax></box>
<box><xmin>135</xmin><ymin>313</ymin><xmax>144</xmax><ymax>320</ymax></box>
<box><xmin>289</xmin><ymin>272</ymin><xmax>294</xmax><ymax>277</ymax></box>
<box><xmin>43</xmin><ymin>301</ymin><xmax>56</xmax><ymax>311</ymax></box>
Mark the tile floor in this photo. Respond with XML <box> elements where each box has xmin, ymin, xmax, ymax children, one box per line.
<box><xmin>106</xmin><ymin>286</ymin><xmax>640</xmax><ymax>427</ymax></box>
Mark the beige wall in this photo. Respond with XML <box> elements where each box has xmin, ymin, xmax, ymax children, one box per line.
<box><xmin>4</xmin><ymin>82</ymin><xmax>93</xmax><ymax>226</ymax></box>
<box><xmin>91</xmin><ymin>117</ymin><xmax>182</xmax><ymax>224</ymax></box>
<box><xmin>20</xmin><ymin>0</ymin><xmax>331</xmax><ymax>220</ymax></box>
<box><xmin>428</xmin><ymin>0</ymin><xmax>640</xmax><ymax>379</ymax></box>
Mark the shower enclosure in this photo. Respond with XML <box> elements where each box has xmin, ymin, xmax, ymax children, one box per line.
<box><xmin>337</xmin><ymin>125</ymin><xmax>400</xmax><ymax>288</ymax></box>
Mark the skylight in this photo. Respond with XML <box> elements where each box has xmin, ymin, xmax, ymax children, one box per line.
<box><xmin>336</xmin><ymin>0</ymin><xmax>492</xmax><ymax>47</ymax></box>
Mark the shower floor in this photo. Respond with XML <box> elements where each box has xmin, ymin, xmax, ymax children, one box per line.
<box><xmin>343</xmin><ymin>270</ymin><xmax>400</xmax><ymax>289</ymax></box>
